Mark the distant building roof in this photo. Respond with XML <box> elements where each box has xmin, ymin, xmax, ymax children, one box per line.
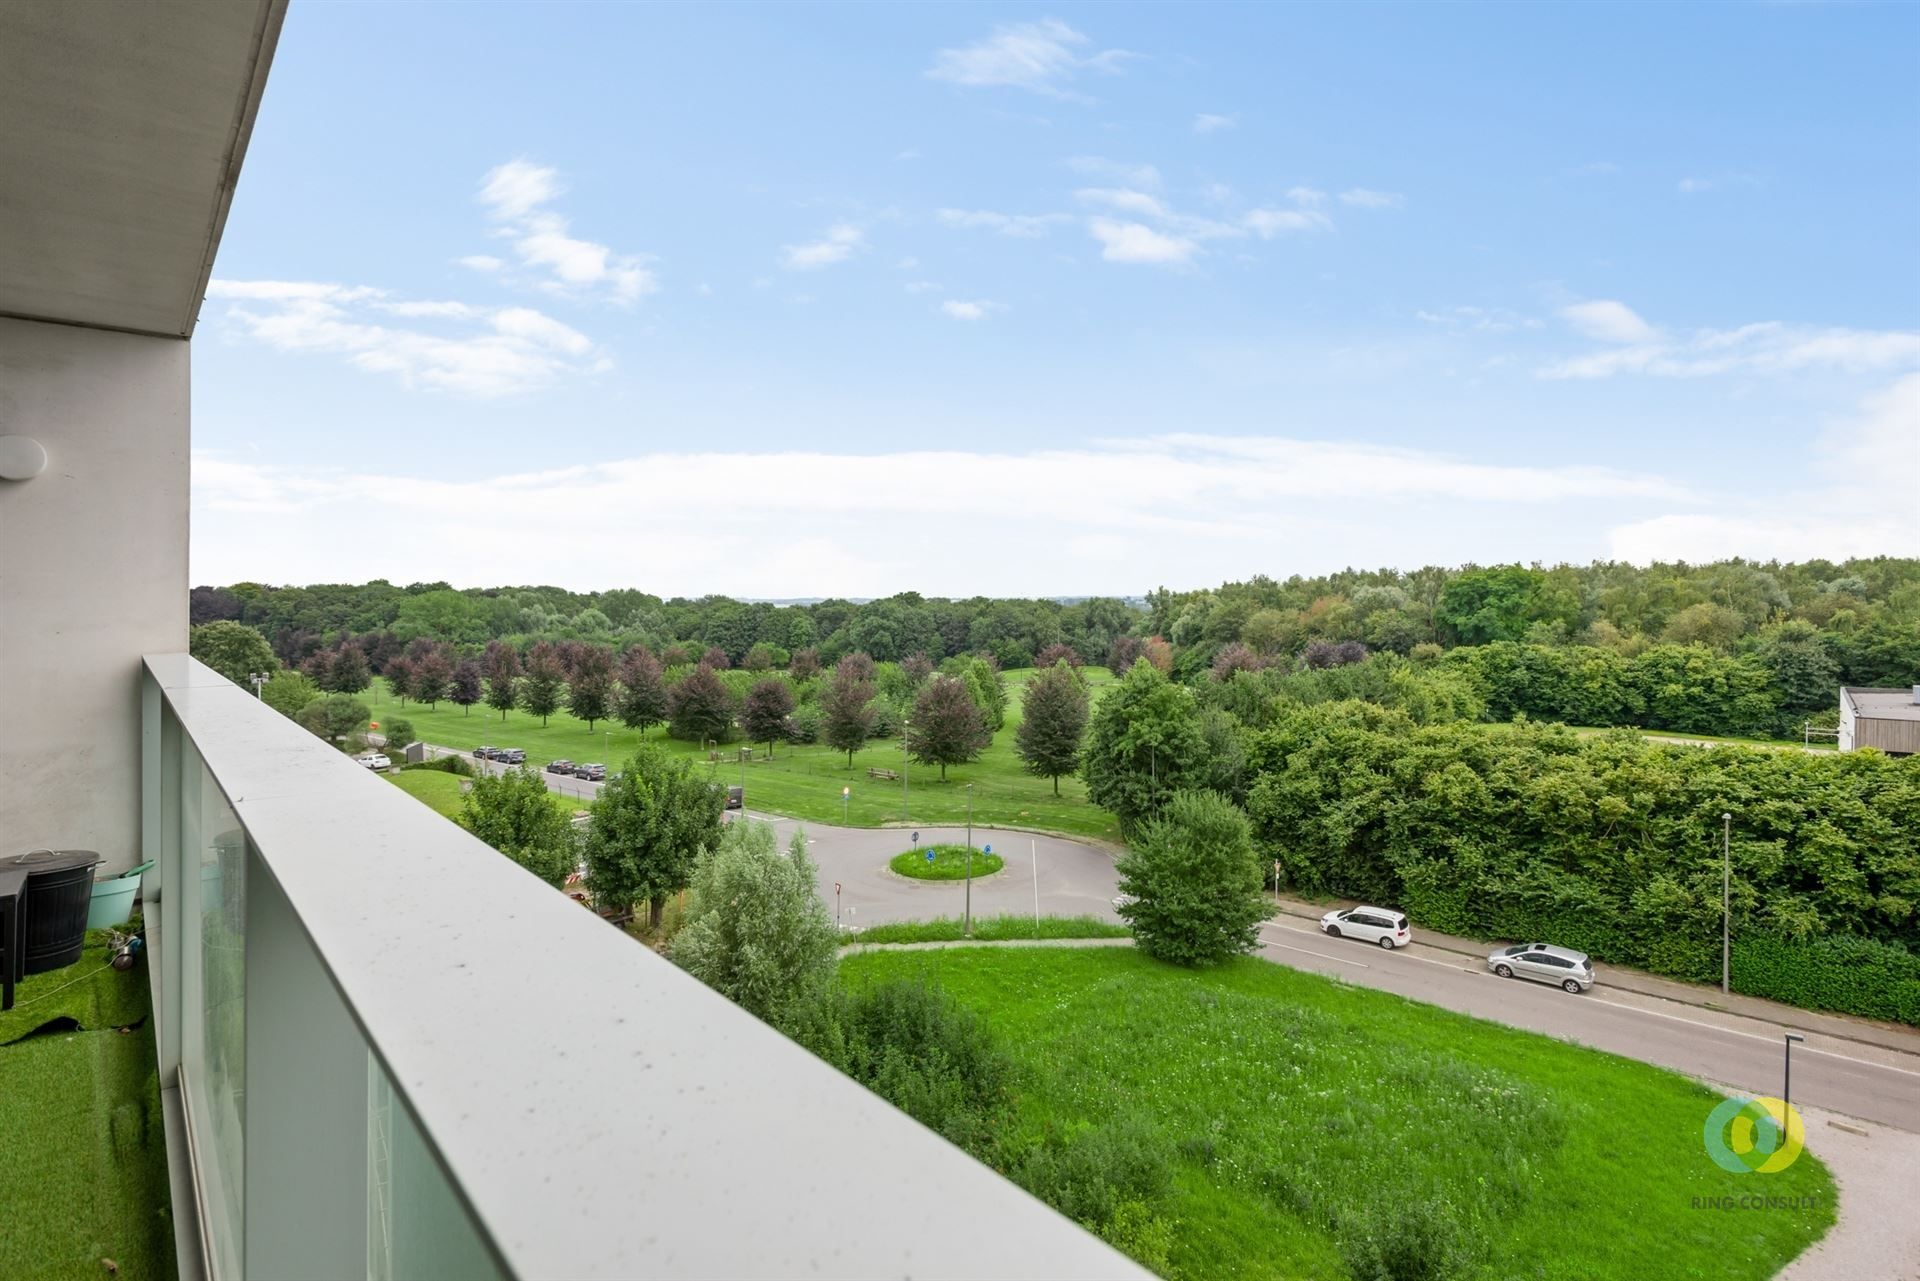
<box><xmin>1843</xmin><ymin>687</ymin><xmax>1920</xmax><ymax>721</ymax></box>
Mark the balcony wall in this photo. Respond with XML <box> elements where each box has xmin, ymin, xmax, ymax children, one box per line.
<box><xmin>1</xmin><ymin>316</ymin><xmax>189</xmax><ymax>874</ymax></box>
<box><xmin>142</xmin><ymin>654</ymin><xmax>1141</xmax><ymax>1280</ymax></box>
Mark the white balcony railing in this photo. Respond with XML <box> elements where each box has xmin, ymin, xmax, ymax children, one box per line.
<box><xmin>141</xmin><ymin>654</ymin><xmax>1141</xmax><ymax>1280</ymax></box>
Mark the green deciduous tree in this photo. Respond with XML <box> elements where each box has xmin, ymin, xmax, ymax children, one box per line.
<box><xmin>584</xmin><ymin>748</ymin><xmax>725</xmax><ymax>928</ymax></box>
<box><xmin>190</xmin><ymin>620</ymin><xmax>278</xmax><ymax>686</ymax></box>
<box><xmin>905</xmin><ymin>673</ymin><xmax>990</xmax><ymax>782</ymax></box>
<box><xmin>1081</xmin><ymin>660</ymin><xmax>1208</xmax><ymax>837</ymax></box>
<box><xmin>1016</xmin><ymin>661</ymin><xmax>1090</xmax><ymax>794</ymax></box>
<box><xmin>483</xmin><ymin>643</ymin><xmax>520</xmax><ymax>721</ymax></box>
<box><xmin>259</xmin><ymin>669</ymin><xmax>319</xmax><ymax>719</ymax></box>
<box><xmin>324</xmin><ymin>644</ymin><xmax>372</xmax><ymax>695</ymax></box>
<box><xmin>381</xmin><ymin>717</ymin><xmax>415</xmax><ymax>750</ymax></box>
<box><xmin>459</xmin><ymin>765</ymin><xmax>578</xmax><ymax>888</ymax></box>
<box><xmin>297</xmin><ymin>694</ymin><xmax>370</xmax><ymax>750</ymax></box>
<box><xmin>1115</xmin><ymin>789</ymin><xmax>1266</xmax><ymax>966</ymax></box>
<box><xmin>742</xmin><ymin>678</ymin><xmax>795</xmax><ymax>757</ymax></box>
<box><xmin>519</xmin><ymin>641</ymin><xmax>567</xmax><ymax>726</ymax></box>
<box><xmin>671</xmin><ymin>822</ymin><xmax>838</xmax><ymax>1035</ymax></box>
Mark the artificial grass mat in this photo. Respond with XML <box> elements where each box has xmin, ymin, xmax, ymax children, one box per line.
<box><xmin>0</xmin><ymin>929</ymin><xmax>174</xmax><ymax>1279</ymax></box>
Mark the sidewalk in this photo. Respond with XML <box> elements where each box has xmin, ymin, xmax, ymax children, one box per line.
<box><xmin>1276</xmin><ymin>895</ymin><xmax>1920</xmax><ymax>1059</ymax></box>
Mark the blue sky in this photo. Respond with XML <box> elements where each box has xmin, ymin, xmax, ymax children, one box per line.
<box><xmin>194</xmin><ymin>2</ymin><xmax>1920</xmax><ymax>596</ymax></box>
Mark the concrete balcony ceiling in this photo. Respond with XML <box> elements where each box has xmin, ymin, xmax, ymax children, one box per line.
<box><xmin>0</xmin><ymin>0</ymin><xmax>285</xmax><ymax>338</ymax></box>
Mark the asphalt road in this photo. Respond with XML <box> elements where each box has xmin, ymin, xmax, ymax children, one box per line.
<box><xmin>431</xmin><ymin>742</ymin><xmax>1920</xmax><ymax>1134</ymax></box>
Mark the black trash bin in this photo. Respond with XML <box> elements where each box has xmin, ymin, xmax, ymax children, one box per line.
<box><xmin>11</xmin><ymin>849</ymin><xmax>104</xmax><ymax>975</ymax></box>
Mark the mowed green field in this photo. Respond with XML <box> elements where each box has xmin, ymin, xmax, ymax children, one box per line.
<box><xmin>383</xmin><ymin>767</ymin><xmax>582</xmax><ymax>820</ymax></box>
<box><xmin>841</xmin><ymin>947</ymin><xmax>1835</xmax><ymax>1281</ymax></box>
<box><xmin>370</xmin><ymin>666</ymin><xmax>1123</xmax><ymax>841</ymax></box>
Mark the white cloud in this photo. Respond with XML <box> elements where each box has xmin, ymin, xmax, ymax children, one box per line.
<box><xmin>1075</xmin><ymin>187</ymin><xmax>1329</xmax><ymax>258</ymax></box>
<box><xmin>207</xmin><ymin>280</ymin><xmax>607</xmax><ymax>397</ymax></box>
<box><xmin>1560</xmin><ymin>299</ymin><xmax>1661</xmax><ymax>344</ymax></box>
<box><xmin>904</xmin><ymin>280</ymin><xmax>941</xmax><ymax>294</ymax></box>
<box><xmin>1415</xmin><ymin>305</ymin><xmax>1542</xmax><ymax>335</ymax></box>
<box><xmin>782</xmin><ymin>223</ymin><xmax>865</xmax><ymax>269</ymax></box>
<box><xmin>1678</xmin><ymin>177</ymin><xmax>1712</xmax><ymax>194</ymax></box>
<box><xmin>476</xmin><ymin>159</ymin><xmax>656</xmax><ymax>303</ymax></box>
<box><xmin>1066</xmin><ymin>156</ymin><xmax>1162</xmax><ymax>189</ymax></box>
<box><xmin>1243</xmin><ymin>206</ymin><xmax>1332</xmax><ymax>237</ymax></box>
<box><xmin>205</xmin><ymin>280</ymin><xmax>382</xmax><ymax>303</ymax></box>
<box><xmin>191</xmin><ymin>433</ymin><xmax>1693</xmax><ymax>596</ymax></box>
<box><xmin>1287</xmin><ymin>186</ymin><xmax>1328</xmax><ymax>207</ymax></box>
<box><xmin>940</xmin><ymin>299</ymin><xmax>1002</xmax><ymax>321</ymax></box>
<box><xmin>1087</xmin><ymin>218</ymin><xmax>1199</xmax><ymax>265</ymax></box>
<box><xmin>1609</xmin><ymin>375</ymin><xmax>1920</xmax><ymax>562</ymax></box>
<box><xmin>937</xmin><ymin>208</ymin><xmax>1071</xmax><ymax>237</ymax></box>
<box><xmin>457</xmin><ymin>254</ymin><xmax>505</xmax><ymax>273</ymax></box>
<box><xmin>927</xmin><ymin>19</ymin><xmax>1133</xmax><ymax>100</ymax></box>
<box><xmin>1542</xmin><ymin>310</ymin><xmax>1920</xmax><ymax>380</ymax></box>
<box><xmin>1193</xmin><ymin>113</ymin><xmax>1235</xmax><ymax>134</ymax></box>
<box><xmin>478</xmin><ymin>160</ymin><xmax>564</xmax><ymax>219</ymax></box>
<box><xmin>1339</xmin><ymin>188</ymin><xmax>1404</xmax><ymax>209</ymax></box>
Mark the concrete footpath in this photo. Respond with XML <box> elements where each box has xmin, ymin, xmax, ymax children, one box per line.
<box><xmin>1278</xmin><ymin>895</ymin><xmax>1920</xmax><ymax>1058</ymax></box>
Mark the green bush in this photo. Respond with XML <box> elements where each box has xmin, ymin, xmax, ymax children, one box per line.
<box><xmin>1246</xmin><ymin>702</ymin><xmax>1920</xmax><ymax>1024</ymax></box>
<box><xmin>1008</xmin><ymin>1119</ymin><xmax>1174</xmax><ymax>1233</ymax></box>
<box><xmin>404</xmin><ymin>754</ymin><xmax>474</xmax><ymax>776</ymax></box>
<box><xmin>829</xmin><ymin>980</ymin><xmax>1012</xmax><ymax>1156</ymax></box>
<box><xmin>1733</xmin><ymin>934</ymin><xmax>1920</xmax><ymax>1025</ymax></box>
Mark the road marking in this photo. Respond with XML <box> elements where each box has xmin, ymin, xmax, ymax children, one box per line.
<box><xmin>1259</xmin><ymin>932</ymin><xmax>1369</xmax><ymax>969</ymax></box>
<box><xmin>1548</xmin><ymin>994</ymin><xmax>1920</xmax><ymax>1078</ymax></box>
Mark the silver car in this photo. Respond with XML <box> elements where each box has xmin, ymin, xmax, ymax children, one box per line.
<box><xmin>1487</xmin><ymin>942</ymin><xmax>1594</xmax><ymax>993</ymax></box>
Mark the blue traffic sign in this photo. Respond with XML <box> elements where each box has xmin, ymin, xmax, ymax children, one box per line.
<box><xmin>926</xmin><ymin>848</ymin><xmax>935</xmax><ymax>863</ymax></box>
<box><xmin>984</xmin><ymin>844</ymin><xmax>992</xmax><ymax>855</ymax></box>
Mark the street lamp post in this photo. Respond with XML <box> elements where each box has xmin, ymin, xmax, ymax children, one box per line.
<box><xmin>249</xmin><ymin>671</ymin><xmax>269</xmax><ymax>699</ymax></box>
<box><xmin>964</xmin><ymin>783</ymin><xmax>974</xmax><ymax>938</ymax></box>
<box><xmin>1721</xmin><ymin>811</ymin><xmax>1732</xmax><ymax>995</ymax></box>
<box><xmin>1783</xmin><ymin>1033</ymin><xmax>1804</xmax><ymax>1121</ymax></box>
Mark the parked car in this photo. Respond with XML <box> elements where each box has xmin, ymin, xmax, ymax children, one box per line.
<box><xmin>573</xmin><ymin>763</ymin><xmax>606</xmax><ymax>781</ymax></box>
<box><xmin>1319</xmin><ymin>905</ymin><xmax>1411</xmax><ymax>949</ymax></box>
<box><xmin>473</xmin><ymin>745</ymin><xmax>495</xmax><ymax>759</ymax></box>
<box><xmin>496</xmin><ymin>748</ymin><xmax>526</xmax><ymax>764</ymax></box>
<box><xmin>546</xmin><ymin>759</ymin><xmax>575</xmax><ymax>774</ymax></box>
<box><xmin>354</xmin><ymin>752</ymin><xmax>391</xmax><ymax>772</ymax></box>
<box><xmin>1487</xmin><ymin>943</ymin><xmax>1594</xmax><ymax>993</ymax></box>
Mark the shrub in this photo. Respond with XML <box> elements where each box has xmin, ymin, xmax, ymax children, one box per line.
<box><xmin>785</xmin><ymin>703</ymin><xmax>823</xmax><ymax>744</ymax></box>
<box><xmin>832</xmin><ymin>980</ymin><xmax>1012</xmax><ymax>1156</ymax></box>
<box><xmin>672</xmin><ymin>822</ymin><xmax>839</xmax><ymax>1036</ymax></box>
<box><xmin>1732</xmin><ymin>934</ymin><xmax>1920</xmax><ymax>1025</ymax></box>
<box><xmin>404</xmin><ymin>754</ymin><xmax>474</xmax><ymax>776</ymax></box>
<box><xmin>1116</xmin><ymin>789</ymin><xmax>1267</xmax><ymax>966</ymax></box>
<box><xmin>1007</xmin><ymin>1119</ymin><xmax>1174</xmax><ymax>1234</ymax></box>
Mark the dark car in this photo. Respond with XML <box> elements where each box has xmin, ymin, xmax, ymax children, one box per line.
<box><xmin>546</xmin><ymin>759</ymin><xmax>575</xmax><ymax>774</ymax></box>
<box><xmin>496</xmin><ymin>748</ymin><xmax>527</xmax><ymax>764</ymax></box>
<box><xmin>474</xmin><ymin>745</ymin><xmax>495</xmax><ymax>759</ymax></box>
<box><xmin>573</xmin><ymin>763</ymin><xmax>606</xmax><ymax>781</ymax></box>
<box><xmin>725</xmin><ymin>785</ymin><xmax>743</xmax><ymax>810</ymax></box>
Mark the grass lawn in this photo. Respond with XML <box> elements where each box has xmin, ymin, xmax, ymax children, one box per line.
<box><xmin>844</xmin><ymin>914</ymin><xmax>1131</xmax><ymax>945</ymax></box>
<box><xmin>0</xmin><ymin>932</ymin><xmax>174</xmax><ymax>1280</ymax></box>
<box><xmin>889</xmin><ymin>842</ymin><xmax>1005</xmax><ymax>880</ymax></box>
<box><xmin>370</xmin><ymin>665</ymin><xmax>1123</xmax><ymax>842</ymax></box>
<box><xmin>840</xmin><ymin>947</ymin><xmax>1834</xmax><ymax>1281</ymax></box>
<box><xmin>384</xmin><ymin>767</ymin><xmax>582</xmax><ymax>820</ymax></box>
<box><xmin>1564</xmin><ymin>725</ymin><xmax>1837</xmax><ymax>752</ymax></box>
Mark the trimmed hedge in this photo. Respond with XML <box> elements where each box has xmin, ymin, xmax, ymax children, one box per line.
<box><xmin>1245</xmin><ymin>702</ymin><xmax>1920</xmax><ymax>1025</ymax></box>
<box><xmin>1732</xmin><ymin>934</ymin><xmax>1920</xmax><ymax>1025</ymax></box>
